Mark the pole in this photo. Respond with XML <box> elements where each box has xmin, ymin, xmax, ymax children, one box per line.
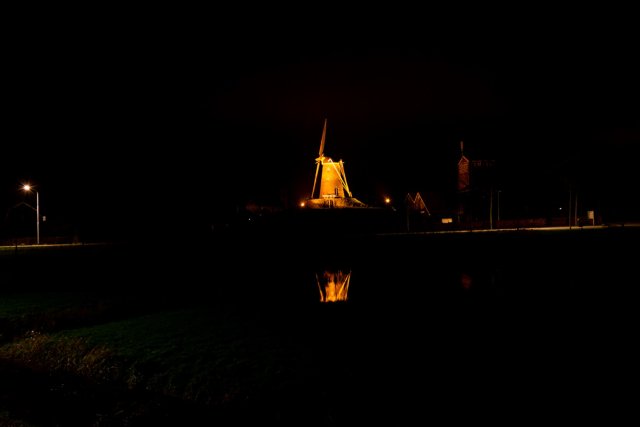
<box><xmin>36</xmin><ymin>191</ymin><xmax>40</xmax><ymax>245</ymax></box>
<box><xmin>574</xmin><ymin>192</ymin><xmax>578</xmax><ymax>227</ymax></box>
<box><xmin>568</xmin><ymin>189</ymin><xmax>572</xmax><ymax>229</ymax></box>
<box><xmin>489</xmin><ymin>189</ymin><xmax>493</xmax><ymax>230</ymax></box>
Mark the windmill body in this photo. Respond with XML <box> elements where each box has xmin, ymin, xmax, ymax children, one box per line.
<box><xmin>306</xmin><ymin>119</ymin><xmax>367</xmax><ymax>208</ymax></box>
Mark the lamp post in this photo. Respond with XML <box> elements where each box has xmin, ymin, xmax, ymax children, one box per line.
<box><xmin>22</xmin><ymin>184</ymin><xmax>39</xmax><ymax>245</ymax></box>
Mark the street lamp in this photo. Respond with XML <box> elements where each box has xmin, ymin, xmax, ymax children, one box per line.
<box><xmin>22</xmin><ymin>184</ymin><xmax>39</xmax><ymax>245</ymax></box>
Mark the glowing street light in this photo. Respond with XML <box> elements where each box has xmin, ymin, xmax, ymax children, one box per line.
<box><xmin>22</xmin><ymin>184</ymin><xmax>39</xmax><ymax>245</ymax></box>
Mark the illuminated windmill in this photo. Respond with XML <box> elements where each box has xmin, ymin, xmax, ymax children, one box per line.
<box><xmin>306</xmin><ymin>119</ymin><xmax>367</xmax><ymax>208</ymax></box>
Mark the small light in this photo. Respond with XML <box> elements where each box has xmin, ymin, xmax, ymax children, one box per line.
<box><xmin>384</xmin><ymin>197</ymin><xmax>391</xmax><ymax>204</ymax></box>
<box><xmin>300</xmin><ymin>201</ymin><xmax>306</xmax><ymax>208</ymax></box>
<box><xmin>23</xmin><ymin>184</ymin><xmax>31</xmax><ymax>191</ymax></box>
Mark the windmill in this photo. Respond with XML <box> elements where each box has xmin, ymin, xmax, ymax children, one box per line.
<box><xmin>306</xmin><ymin>119</ymin><xmax>366</xmax><ymax>208</ymax></box>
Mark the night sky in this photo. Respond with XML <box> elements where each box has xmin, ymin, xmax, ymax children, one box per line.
<box><xmin>3</xmin><ymin>11</ymin><xmax>639</xmax><ymax>240</ymax></box>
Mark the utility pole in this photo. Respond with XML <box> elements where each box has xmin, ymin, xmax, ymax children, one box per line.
<box><xmin>36</xmin><ymin>190</ymin><xmax>40</xmax><ymax>245</ymax></box>
<box><xmin>489</xmin><ymin>188</ymin><xmax>493</xmax><ymax>230</ymax></box>
<box><xmin>568</xmin><ymin>188</ymin><xmax>572</xmax><ymax>229</ymax></box>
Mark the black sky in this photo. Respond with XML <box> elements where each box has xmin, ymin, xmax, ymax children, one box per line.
<box><xmin>3</xmin><ymin>11</ymin><xmax>639</xmax><ymax>238</ymax></box>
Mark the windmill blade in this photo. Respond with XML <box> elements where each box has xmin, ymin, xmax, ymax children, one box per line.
<box><xmin>334</xmin><ymin>160</ymin><xmax>352</xmax><ymax>198</ymax></box>
<box><xmin>318</xmin><ymin>118</ymin><xmax>327</xmax><ymax>157</ymax></box>
<box><xmin>311</xmin><ymin>161</ymin><xmax>321</xmax><ymax>199</ymax></box>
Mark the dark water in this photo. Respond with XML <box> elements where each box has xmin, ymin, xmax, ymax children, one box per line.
<box><xmin>277</xmin><ymin>228</ymin><xmax>636</xmax><ymax>423</ymax></box>
<box><xmin>237</xmin><ymin>227</ymin><xmax>637</xmax><ymax>309</ymax></box>
<box><xmin>209</xmin><ymin>227</ymin><xmax>637</xmax><ymax>423</ymax></box>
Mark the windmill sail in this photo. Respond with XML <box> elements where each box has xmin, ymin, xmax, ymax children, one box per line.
<box><xmin>311</xmin><ymin>119</ymin><xmax>327</xmax><ymax>198</ymax></box>
<box><xmin>318</xmin><ymin>118</ymin><xmax>327</xmax><ymax>158</ymax></box>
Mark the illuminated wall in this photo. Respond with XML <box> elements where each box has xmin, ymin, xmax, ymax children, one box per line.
<box><xmin>319</xmin><ymin>161</ymin><xmax>346</xmax><ymax>198</ymax></box>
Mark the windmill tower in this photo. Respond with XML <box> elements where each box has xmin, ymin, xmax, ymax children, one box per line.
<box><xmin>456</xmin><ymin>140</ymin><xmax>496</xmax><ymax>224</ymax></box>
<box><xmin>457</xmin><ymin>140</ymin><xmax>470</xmax><ymax>193</ymax></box>
<box><xmin>306</xmin><ymin>119</ymin><xmax>367</xmax><ymax>208</ymax></box>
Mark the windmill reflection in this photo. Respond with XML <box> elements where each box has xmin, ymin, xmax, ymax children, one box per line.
<box><xmin>316</xmin><ymin>270</ymin><xmax>352</xmax><ymax>302</ymax></box>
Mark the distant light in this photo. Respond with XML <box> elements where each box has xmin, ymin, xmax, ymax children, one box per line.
<box><xmin>22</xmin><ymin>184</ymin><xmax>31</xmax><ymax>191</ymax></box>
<box><xmin>384</xmin><ymin>197</ymin><xmax>391</xmax><ymax>204</ymax></box>
<box><xmin>559</xmin><ymin>207</ymin><xmax>563</xmax><ymax>211</ymax></box>
<box><xmin>300</xmin><ymin>201</ymin><xmax>306</xmax><ymax>208</ymax></box>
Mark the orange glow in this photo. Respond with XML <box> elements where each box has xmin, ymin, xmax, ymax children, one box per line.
<box><xmin>316</xmin><ymin>270</ymin><xmax>351</xmax><ymax>302</ymax></box>
<box><xmin>384</xmin><ymin>197</ymin><xmax>391</xmax><ymax>204</ymax></box>
<box><xmin>300</xmin><ymin>201</ymin><xmax>306</xmax><ymax>207</ymax></box>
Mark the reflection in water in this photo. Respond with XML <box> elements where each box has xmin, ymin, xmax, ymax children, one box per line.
<box><xmin>460</xmin><ymin>272</ymin><xmax>473</xmax><ymax>289</ymax></box>
<box><xmin>316</xmin><ymin>270</ymin><xmax>351</xmax><ymax>302</ymax></box>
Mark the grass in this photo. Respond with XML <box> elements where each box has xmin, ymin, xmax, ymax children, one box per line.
<box><xmin>0</xmin><ymin>292</ymin><xmax>102</xmax><ymax>318</ymax></box>
<box><xmin>0</xmin><ymin>412</ymin><xmax>37</xmax><ymax>427</ymax></box>
<box><xmin>56</xmin><ymin>307</ymin><xmax>296</xmax><ymax>405</ymax></box>
<box><xmin>0</xmin><ymin>295</ymin><xmax>307</xmax><ymax>420</ymax></box>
